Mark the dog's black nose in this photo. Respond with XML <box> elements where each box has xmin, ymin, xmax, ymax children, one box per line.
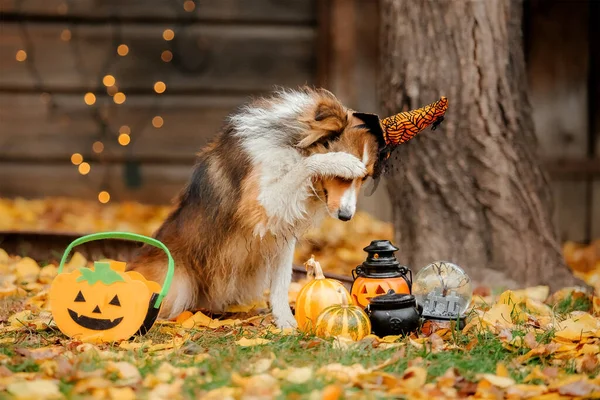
<box><xmin>338</xmin><ymin>211</ymin><xmax>352</xmax><ymax>221</ymax></box>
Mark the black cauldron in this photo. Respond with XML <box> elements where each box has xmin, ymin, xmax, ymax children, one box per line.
<box><xmin>365</xmin><ymin>289</ymin><xmax>422</xmax><ymax>337</ymax></box>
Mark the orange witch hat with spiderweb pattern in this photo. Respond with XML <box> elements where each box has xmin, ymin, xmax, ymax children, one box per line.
<box><xmin>353</xmin><ymin>96</ymin><xmax>449</xmax><ymax>192</ymax></box>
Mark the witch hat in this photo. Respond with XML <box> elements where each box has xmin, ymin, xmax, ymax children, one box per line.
<box><xmin>353</xmin><ymin>96</ymin><xmax>449</xmax><ymax>192</ymax></box>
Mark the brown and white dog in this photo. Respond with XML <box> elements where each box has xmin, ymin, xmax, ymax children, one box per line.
<box><xmin>127</xmin><ymin>87</ymin><xmax>382</xmax><ymax>328</ymax></box>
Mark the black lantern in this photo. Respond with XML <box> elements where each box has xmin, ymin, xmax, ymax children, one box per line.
<box><xmin>350</xmin><ymin>240</ymin><xmax>412</xmax><ymax>308</ymax></box>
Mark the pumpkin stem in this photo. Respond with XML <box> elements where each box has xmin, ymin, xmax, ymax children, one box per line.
<box><xmin>77</xmin><ymin>262</ymin><xmax>125</xmax><ymax>285</ymax></box>
<box><xmin>337</xmin><ymin>287</ymin><xmax>349</xmax><ymax>306</ymax></box>
<box><xmin>304</xmin><ymin>255</ymin><xmax>325</xmax><ymax>280</ymax></box>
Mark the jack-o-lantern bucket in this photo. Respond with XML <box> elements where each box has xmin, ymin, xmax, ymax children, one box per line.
<box><xmin>350</xmin><ymin>240</ymin><xmax>412</xmax><ymax>308</ymax></box>
<box><xmin>49</xmin><ymin>232</ymin><xmax>174</xmax><ymax>343</ymax></box>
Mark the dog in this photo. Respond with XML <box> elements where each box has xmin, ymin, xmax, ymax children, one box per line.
<box><xmin>127</xmin><ymin>87</ymin><xmax>381</xmax><ymax>328</ymax></box>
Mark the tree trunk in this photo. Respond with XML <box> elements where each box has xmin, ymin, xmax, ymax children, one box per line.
<box><xmin>379</xmin><ymin>0</ymin><xmax>581</xmax><ymax>291</ymax></box>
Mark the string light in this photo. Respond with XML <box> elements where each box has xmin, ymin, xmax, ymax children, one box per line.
<box><xmin>183</xmin><ymin>1</ymin><xmax>196</xmax><ymax>12</ymax></box>
<box><xmin>84</xmin><ymin>92</ymin><xmax>96</xmax><ymax>105</ymax></box>
<box><xmin>161</xmin><ymin>50</ymin><xmax>173</xmax><ymax>62</ymax></box>
<box><xmin>107</xmin><ymin>85</ymin><xmax>118</xmax><ymax>96</ymax></box>
<box><xmin>98</xmin><ymin>191</ymin><xmax>110</xmax><ymax>204</ymax></box>
<box><xmin>118</xmin><ymin>133</ymin><xmax>131</xmax><ymax>146</ymax></box>
<box><xmin>117</xmin><ymin>44</ymin><xmax>129</xmax><ymax>56</ymax></box>
<box><xmin>92</xmin><ymin>141</ymin><xmax>104</xmax><ymax>153</ymax></box>
<box><xmin>102</xmin><ymin>75</ymin><xmax>116</xmax><ymax>87</ymax></box>
<box><xmin>113</xmin><ymin>92</ymin><xmax>126</xmax><ymax>104</ymax></box>
<box><xmin>154</xmin><ymin>81</ymin><xmax>166</xmax><ymax>94</ymax></box>
<box><xmin>78</xmin><ymin>162</ymin><xmax>91</xmax><ymax>175</ymax></box>
<box><xmin>71</xmin><ymin>153</ymin><xmax>83</xmax><ymax>165</ymax></box>
<box><xmin>119</xmin><ymin>125</ymin><xmax>131</xmax><ymax>135</ymax></box>
<box><xmin>40</xmin><ymin>92</ymin><xmax>52</xmax><ymax>104</ymax></box>
<box><xmin>152</xmin><ymin>116</ymin><xmax>164</xmax><ymax>128</ymax></box>
<box><xmin>162</xmin><ymin>29</ymin><xmax>175</xmax><ymax>41</ymax></box>
<box><xmin>60</xmin><ymin>29</ymin><xmax>71</xmax><ymax>41</ymax></box>
<box><xmin>16</xmin><ymin>50</ymin><xmax>27</xmax><ymax>62</ymax></box>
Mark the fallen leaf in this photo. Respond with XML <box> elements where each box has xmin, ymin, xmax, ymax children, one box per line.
<box><xmin>480</xmin><ymin>373</ymin><xmax>515</xmax><ymax>388</ymax></box>
<box><xmin>317</xmin><ymin>363</ymin><xmax>369</xmax><ymax>383</ymax></box>
<box><xmin>7</xmin><ymin>380</ymin><xmax>62</xmax><ymax>399</ymax></box>
<box><xmin>14</xmin><ymin>257</ymin><xmax>41</xmax><ymax>283</ymax></box>
<box><xmin>321</xmin><ymin>384</ymin><xmax>344</xmax><ymax>400</ymax></box>
<box><xmin>555</xmin><ymin>312</ymin><xmax>600</xmax><ymax>340</ymax></box>
<box><xmin>400</xmin><ymin>366</ymin><xmax>427</xmax><ymax>390</ymax></box>
<box><xmin>247</xmin><ymin>358</ymin><xmax>274</xmax><ymax>374</ymax></box>
<box><xmin>235</xmin><ymin>337</ymin><xmax>272</xmax><ymax>347</ymax></box>
<box><xmin>496</xmin><ymin>363</ymin><xmax>510</xmax><ymax>378</ymax></box>
<box><xmin>107</xmin><ymin>387</ymin><xmax>136</xmax><ymax>400</ymax></box>
<box><xmin>106</xmin><ymin>361</ymin><xmax>142</xmax><ymax>385</ymax></box>
<box><xmin>557</xmin><ymin>379</ymin><xmax>599</xmax><ymax>396</ymax></box>
<box><xmin>273</xmin><ymin>366</ymin><xmax>313</xmax><ymax>384</ymax></box>
<box><xmin>181</xmin><ymin>311</ymin><xmax>240</xmax><ymax>329</ymax></box>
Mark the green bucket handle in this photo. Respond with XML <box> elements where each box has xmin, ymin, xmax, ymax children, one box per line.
<box><xmin>58</xmin><ymin>232</ymin><xmax>174</xmax><ymax>309</ymax></box>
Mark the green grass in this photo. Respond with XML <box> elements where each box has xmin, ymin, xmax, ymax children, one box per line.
<box><xmin>552</xmin><ymin>293</ymin><xmax>593</xmax><ymax>314</ymax></box>
<box><xmin>1</xmin><ymin>290</ymin><xmax>598</xmax><ymax>399</ymax></box>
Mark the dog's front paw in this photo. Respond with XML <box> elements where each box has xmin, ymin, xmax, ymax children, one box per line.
<box><xmin>307</xmin><ymin>152</ymin><xmax>366</xmax><ymax>180</ymax></box>
<box><xmin>273</xmin><ymin>309</ymin><xmax>298</xmax><ymax>330</ymax></box>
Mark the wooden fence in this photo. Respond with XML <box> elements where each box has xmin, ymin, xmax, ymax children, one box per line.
<box><xmin>0</xmin><ymin>0</ymin><xmax>598</xmax><ymax>242</ymax></box>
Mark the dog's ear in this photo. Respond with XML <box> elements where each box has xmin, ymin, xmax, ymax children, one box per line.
<box><xmin>297</xmin><ymin>99</ymin><xmax>348</xmax><ymax>149</ymax></box>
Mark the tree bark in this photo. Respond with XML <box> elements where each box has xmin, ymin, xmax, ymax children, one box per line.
<box><xmin>379</xmin><ymin>0</ymin><xmax>581</xmax><ymax>291</ymax></box>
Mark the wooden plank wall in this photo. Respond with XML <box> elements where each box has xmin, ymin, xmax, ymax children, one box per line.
<box><xmin>1</xmin><ymin>0</ymin><xmax>599</xmax><ymax>239</ymax></box>
<box><xmin>525</xmin><ymin>0</ymin><xmax>599</xmax><ymax>242</ymax></box>
<box><xmin>0</xmin><ymin>0</ymin><xmax>318</xmax><ymax>204</ymax></box>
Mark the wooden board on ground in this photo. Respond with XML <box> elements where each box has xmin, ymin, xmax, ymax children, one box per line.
<box><xmin>0</xmin><ymin>93</ymin><xmax>245</xmax><ymax>161</ymax></box>
<box><xmin>0</xmin><ymin>0</ymin><xmax>317</xmax><ymax>23</ymax></box>
<box><xmin>0</xmin><ymin>23</ymin><xmax>316</xmax><ymax>92</ymax></box>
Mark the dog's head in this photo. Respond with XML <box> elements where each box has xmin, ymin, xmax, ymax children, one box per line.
<box><xmin>296</xmin><ymin>89</ymin><xmax>380</xmax><ymax>221</ymax></box>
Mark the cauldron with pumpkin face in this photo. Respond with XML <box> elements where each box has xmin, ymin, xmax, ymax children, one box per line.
<box><xmin>350</xmin><ymin>240</ymin><xmax>412</xmax><ymax>308</ymax></box>
<box><xmin>49</xmin><ymin>232</ymin><xmax>174</xmax><ymax>343</ymax></box>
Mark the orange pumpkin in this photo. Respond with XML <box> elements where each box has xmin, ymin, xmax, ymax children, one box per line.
<box><xmin>49</xmin><ymin>231</ymin><xmax>175</xmax><ymax>343</ymax></box>
<box><xmin>50</xmin><ymin>261</ymin><xmax>152</xmax><ymax>342</ymax></box>
<box><xmin>295</xmin><ymin>256</ymin><xmax>352</xmax><ymax>332</ymax></box>
<box><xmin>314</xmin><ymin>289</ymin><xmax>371</xmax><ymax>341</ymax></box>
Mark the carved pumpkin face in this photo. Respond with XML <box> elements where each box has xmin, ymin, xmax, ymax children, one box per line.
<box><xmin>351</xmin><ymin>277</ymin><xmax>411</xmax><ymax>308</ymax></box>
<box><xmin>50</xmin><ymin>261</ymin><xmax>154</xmax><ymax>342</ymax></box>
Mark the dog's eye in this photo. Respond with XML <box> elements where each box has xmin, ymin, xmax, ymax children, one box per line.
<box><xmin>362</xmin><ymin>176</ymin><xmax>369</xmax><ymax>182</ymax></box>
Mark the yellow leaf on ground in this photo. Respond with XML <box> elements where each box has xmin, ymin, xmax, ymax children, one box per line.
<box><xmin>15</xmin><ymin>257</ymin><xmax>40</xmax><ymax>283</ymax></box>
<box><xmin>107</xmin><ymin>387</ymin><xmax>136</xmax><ymax>400</ymax></box>
<box><xmin>119</xmin><ymin>340</ymin><xmax>152</xmax><ymax>351</ymax></box>
<box><xmin>496</xmin><ymin>363</ymin><xmax>510</xmax><ymax>378</ymax></box>
<box><xmin>248</xmin><ymin>357</ymin><xmax>274</xmax><ymax>374</ymax></box>
<box><xmin>512</xmin><ymin>286</ymin><xmax>550</xmax><ymax>302</ymax></box>
<box><xmin>505</xmin><ymin>384</ymin><xmax>548</xmax><ymax>398</ymax></box>
<box><xmin>273</xmin><ymin>366</ymin><xmax>313</xmax><ymax>384</ymax></box>
<box><xmin>39</xmin><ymin>265</ymin><xmax>58</xmax><ymax>284</ymax></box>
<box><xmin>8</xmin><ymin>310</ymin><xmax>53</xmax><ymax>331</ymax></box>
<box><xmin>181</xmin><ymin>311</ymin><xmax>239</xmax><ymax>329</ymax></box>
<box><xmin>174</xmin><ymin>311</ymin><xmax>193</xmax><ymax>323</ymax></box>
<box><xmin>480</xmin><ymin>373</ymin><xmax>515</xmax><ymax>388</ymax></box>
<box><xmin>317</xmin><ymin>363</ymin><xmax>369</xmax><ymax>383</ymax></box>
<box><xmin>400</xmin><ymin>366</ymin><xmax>427</xmax><ymax>390</ymax></box>
<box><xmin>7</xmin><ymin>380</ymin><xmax>62</xmax><ymax>399</ymax></box>
<box><xmin>202</xmin><ymin>386</ymin><xmax>241</xmax><ymax>400</ymax></box>
<box><xmin>235</xmin><ymin>337</ymin><xmax>272</xmax><ymax>347</ymax></box>
<box><xmin>480</xmin><ymin>303</ymin><xmax>515</xmax><ymax>328</ymax></box>
<box><xmin>64</xmin><ymin>252</ymin><xmax>87</xmax><ymax>272</ymax></box>
<box><xmin>0</xmin><ymin>248</ymin><xmax>9</xmax><ymax>263</ymax></box>
<box><xmin>106</xmin><ymin>361</ymin><xmax>141</xmax><ymax>385</ymax></box>
<box><xmin>555</xmin><ymin>313</ymin><xmax>600</xmax><ymax>340</ymax></box>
